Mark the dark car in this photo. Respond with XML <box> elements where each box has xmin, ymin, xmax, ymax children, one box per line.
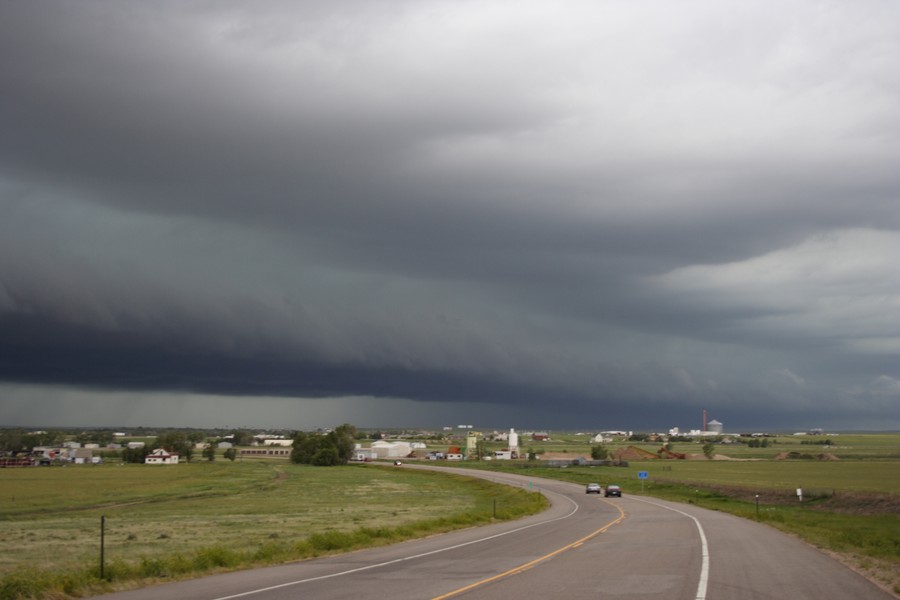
<box><xmin>585</xmin><ymin>483</ymin><xmax>602</xmax><ymax>494</ymax></box>
<box><xmin>605</xmin><ymin>485</ymin><xmax>622</xmax><ymax>497</ymax></box>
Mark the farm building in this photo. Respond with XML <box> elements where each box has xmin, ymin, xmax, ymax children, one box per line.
<box><xmin>145</xmin><ymin>449</ymin><xmax>179</xmax><ymax>465</ymax></box>
<box><xmin>370</xmin><ymin>440</ymin><xmax>413</xmax><ymax>459</ymax></box>
<box><xmin>239</xmin><ymin>448</ymin><xmax>291</xmax><ymax>458</ymax></box>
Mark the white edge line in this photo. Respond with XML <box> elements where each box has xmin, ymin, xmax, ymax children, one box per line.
<box><xmin>631</xmin><ymin>497</ymin><xmax>709</xmax><ymax>600</ymax></box>
<box><xmin>211</xmin><ymin>485</ymin><xmax>579</xmax><ymax>600</ymax></box>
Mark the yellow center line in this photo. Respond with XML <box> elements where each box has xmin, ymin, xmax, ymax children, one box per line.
<box><xmin>431</xmin><ymin>500</ymin><xmax>627</xmax><ymax>600</ymax></box>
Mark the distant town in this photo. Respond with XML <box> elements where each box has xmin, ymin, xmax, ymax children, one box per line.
<box><xmin>0</xmin><ymin>412</ymin><xmax>842</xmax><ymax>467</ymax></box>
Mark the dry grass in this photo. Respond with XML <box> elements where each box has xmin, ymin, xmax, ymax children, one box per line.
<box><xmin>0</xmin><ymin>460</ymin><xmax>546</xmax><ymax>599</ymax></box>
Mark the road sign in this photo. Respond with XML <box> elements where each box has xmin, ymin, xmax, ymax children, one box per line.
<box><xmin>638</xmin><ymin>471</ymin><xmax>649</xmax><ymax>479</ymax></box>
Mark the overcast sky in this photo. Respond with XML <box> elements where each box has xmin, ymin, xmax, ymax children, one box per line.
<box><xmin>2</xmin><ymin>1</ymin><xmax>899</xmax><ymax>432</ymax></box>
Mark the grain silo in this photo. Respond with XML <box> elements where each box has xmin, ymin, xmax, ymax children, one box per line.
<box><xmin>707</xmin><ymin>419</ymin><xmax>723</xmax><ymax>434</ymax></box>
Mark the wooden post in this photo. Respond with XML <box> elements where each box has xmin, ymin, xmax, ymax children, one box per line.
<box><xmin>100</xmin><ymin>516</ymin><xmax>106</xmax><ymax>580</ymax></box>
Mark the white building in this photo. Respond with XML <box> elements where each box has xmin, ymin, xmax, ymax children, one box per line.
<box><xmin>370</xmin><ymin>440</ymin><xmax>412</xmax><ymax>459</ymax></box>
<box><xmin>262</xmin><ymin>439</ymin><xmax>293</xmax><ymax>447</ymax></box>
<box><xmin>353</xmin><ymin>447</ymin><xmax>379</xmax><ymax>462</ymax></box>
<box><xmin>145</xmin><ymin>449</ymin><xmax>179</xmax><ymax>465</ymax></box>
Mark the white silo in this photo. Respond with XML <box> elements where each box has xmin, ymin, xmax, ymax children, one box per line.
<box><xmin>509</xmin><ymin>428</ymin><xmax>519</xmax><ymax>454</ymax></box>
<box><xmin>707</xmin><ymin>419</ymin><xmax>724</xmax><ymax>434</ymax></box>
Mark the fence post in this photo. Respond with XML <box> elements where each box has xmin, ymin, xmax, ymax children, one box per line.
<box><xmin>100</xmin><ymin>516</ymin><xmax>106</xmax><ymax>580</ymax></box>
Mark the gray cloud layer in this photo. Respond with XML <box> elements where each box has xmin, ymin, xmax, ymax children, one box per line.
<box><xmin>2</xmin><ymin>1</ymin><xmax>900</xmax><ymax>430</ymax></box>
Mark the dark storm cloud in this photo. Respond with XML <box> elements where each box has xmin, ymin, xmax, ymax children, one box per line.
<box><xmin>2</xmin><ymin>1</ymin><xmax>900</xmax><ymax>430</ymax></box>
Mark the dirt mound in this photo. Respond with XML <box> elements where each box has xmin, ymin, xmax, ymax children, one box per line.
<box><xmin>614</xmin><ymin>446</ymin><xmax>659</xmax><ymax>460</ymax></box>
<box><xmin>817</xmin><ymin>452</ymin><xmax>840</xmax><ymax>460</ymax></box>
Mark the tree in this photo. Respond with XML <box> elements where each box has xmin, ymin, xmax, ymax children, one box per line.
<box><xmin>590</xmin><ymin>445</ymin><xmax>609</xmax><ymax>460</ymax></box>
<box><xmin>291</xmin><ymin>424</ymin><xmax>358</xmax><ymax>466</ymax></box>
<box><xmin>188</xmin><ymin>431</ymin><xmax>207</xmax><ymax>445</ymax></box>
<box><xmin>223</xmin><ymin>448</ymin><xmax>237</xmax><ymax>461</ymax></box>
<box><xmin>156</xmin><ymin>432</ymin><xmax>195</xmax><ymax>463</ymax></box>
<box><xmin>702</xmin><ymin>442</ymin><xmax>716</xmax><ymax>460</ymax></box>
<box><xmin>121</xmin><ymin>445</ymin><xmax>151</xmax><ymax>464</ymax></box>
<box><xmin>0</xmin><ymin>429</ymin><xmax>27</xmax><ymax>452</ymax></box>
<box><xmin>202</xmin><ymin>444</ymin><xmax>216</xmax><ymax>462</ymax></box>
<box><xmin>311</xmin><ymin>446</ymin><xmax>340</xmax><ymax>466</ymax></box>
<box><xmin>475</xmin><ymin>438</ymin><xmax>488</xmax><ymax>460</ymax></box>
<box><xmin>229</xmin><ymin>430</ymin><xmax>255</xmax><ymax>447</ymax></box>
<box><xmin>331</xmin><ymin>424</ymin><xmax>358</xmax><ymax>464</ymax></box>
<box><xmin>291</xmin><ymin>431</ymin><xmax>328</xmax><ymax>464</ymax></box>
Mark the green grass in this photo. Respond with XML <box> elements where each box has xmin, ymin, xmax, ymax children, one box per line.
<box><xmin>0</xmin><ymin>461</ymin><xmax>547</xmax><ymax>600</ymax></box>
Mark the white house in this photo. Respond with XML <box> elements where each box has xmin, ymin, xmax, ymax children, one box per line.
<box><xmin>145</xmin><ymin>449</ymin><xmax>179</xmax><ymax>465</ymax></box>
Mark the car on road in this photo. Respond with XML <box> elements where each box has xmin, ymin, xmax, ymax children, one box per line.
<box><xmin>585</xmin><ymin>483</ymin><xmax>602</xmax><ymax>494</ymax></box>
<box><xmin>605</xmin><ymin>484</ymin><xmax>622</xmax><ymax>497</ymax></box>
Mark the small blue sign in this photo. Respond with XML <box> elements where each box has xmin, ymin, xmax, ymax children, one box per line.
<box><xmin>638</xmin><ymin>471</ymin><xmax>649</xmax><ymax>479</ymax></box>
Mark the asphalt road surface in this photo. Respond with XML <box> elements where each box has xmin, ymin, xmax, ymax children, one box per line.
<box><xmin>92</xmin><ymin>466</ymin><xmax>892</xmax><ymax>599</ymax></box>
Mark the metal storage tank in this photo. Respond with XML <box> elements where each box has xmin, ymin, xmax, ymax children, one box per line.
<box><xmin>707</xmin><ymin>419</ymin><xmax>723</xmax><ymax>434</ymax></box>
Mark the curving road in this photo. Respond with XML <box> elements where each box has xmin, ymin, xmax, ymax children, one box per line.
<box><xmin>92</xmin><ymin>467</ymin><xmax>892</xmax><ymax>599</ymax></box>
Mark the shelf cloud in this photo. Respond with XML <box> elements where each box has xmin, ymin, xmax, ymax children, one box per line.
<box><xmin>2</xmin><ymin>1</ymin><xmax>899</xmax><ymax>430</ymax></box>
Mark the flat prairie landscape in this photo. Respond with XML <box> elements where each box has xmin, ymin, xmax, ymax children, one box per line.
<box><xmin>2</xmin><ymin>433</ymin><xmax>898</xmax><ymax>598</ymax></box>
<box><xmin>0</xmin><ymin>460</ymin><xmax>544</xmax><ymax>598</ymax></box>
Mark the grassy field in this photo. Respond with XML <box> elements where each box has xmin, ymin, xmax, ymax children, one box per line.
<box><xmin>0</xmin><ymin>460</ymin><xmax>546</xmax><ymax>599</ymax></box>
<box><xmin>2</xmin><ymin>433</ymin><xmax>898</xmax><ymax>598</ymax></box>
<box><xmin>512</xmin><ymin>432</ymin><xmax>900</xmax><ymax>461</ymax></box>
<box><xmin>461</xmin><ymin>459</ymin><xmax>900</xmax><ymax>495</ymax></box>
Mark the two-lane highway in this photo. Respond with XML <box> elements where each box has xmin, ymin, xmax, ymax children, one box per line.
<box><xmin>92</xmin><ymin>467</ymin><xmax>893</xmax><ymax>599</ymax></box>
